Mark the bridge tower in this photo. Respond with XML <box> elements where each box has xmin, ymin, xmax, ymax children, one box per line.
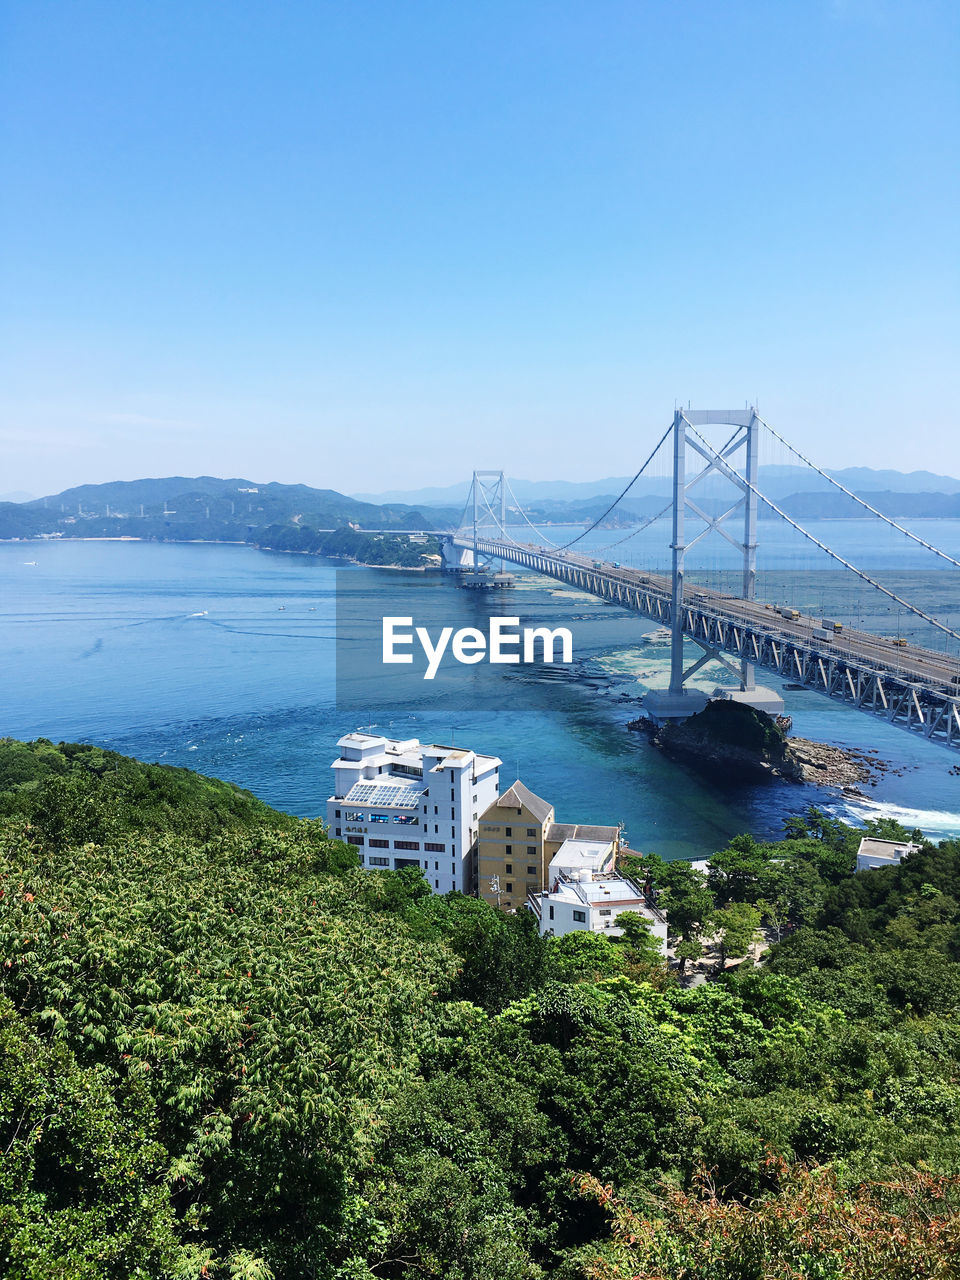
<box><xmin>444</xmin><ymin>471</ymin><xmax>508</xmax><ymax>576</ymax></box>
<box><xmin>647</xmin><ymin>407</ymin><xmax>782</xmax><ymax>720</ymax></box>
<box><xmin>471</xmin><ymin>470</ymin><xmax>506</xmax><ymax>567</ymax></box>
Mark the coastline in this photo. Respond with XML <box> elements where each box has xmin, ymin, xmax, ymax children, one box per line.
<box><xmin>5</xmin><ymin>533</ymin><xmax>435</xmax><ymax>572</ymax></box>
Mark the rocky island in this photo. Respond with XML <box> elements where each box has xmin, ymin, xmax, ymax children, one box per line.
<box><xmin>628</xmin><ymin>698</ymin><xmax>885</xmax><ymax>790</ymax></box>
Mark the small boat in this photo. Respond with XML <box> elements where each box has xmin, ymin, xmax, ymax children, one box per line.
<box><xmin>22</xmin><ymin>561</ymin><xmax>37</xmax><ymax>566</ymax></box>
<box><xmin>277</xmin><ymin>605</ymin><xmax>286</xmax><ymax>611</ymax></box>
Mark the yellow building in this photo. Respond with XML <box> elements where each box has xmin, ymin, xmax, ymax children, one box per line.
<box><xmin>477</xmin><ymin>781</ymin><xmax>554</xmax><ymax>911</ymax></box>
<box><xmin>476</xmin><ymin>780</ymin><xmax>620</xmax><ymax>913</ymax></box>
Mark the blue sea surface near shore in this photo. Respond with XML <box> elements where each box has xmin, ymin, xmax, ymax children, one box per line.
<box><xmin>1</xmin><ymin>520</ymin><xmax>959</xmax><ymax>859</ymax></box>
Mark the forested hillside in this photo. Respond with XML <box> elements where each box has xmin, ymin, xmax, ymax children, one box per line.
<box><xmin>0</xmin><ymin>477</ymin><xmax>454</xmax><ymax>564</ymax></box>
<box><xmin>1</xmin><ymin>739</ymin><xmax>959</xmax><ymax>1278</ymax></box>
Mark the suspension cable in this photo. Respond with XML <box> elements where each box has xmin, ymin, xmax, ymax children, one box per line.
<box><xmin>503</xmin><ymin>477</ymin><xmax>560</xmax><ymax>547</ymax></box>
<box><xmin>594</xmin><ymin>425</ymin><xmax>743</xmax><ymax>554</ymax></box>
<box><xmin>551</xmin><ymin>423</ymin><xmax>673</xmax><ymax>551</ymax></box>
<box><xmin>758</xmin><ymin>416</ymin><xmax>960</xmax><ymax>571</ymax></box>
<box><xmin>453</xmin><ymin>486</ymin><xmax>474</xmax><ymax>535</ymax></box>
<box><xmin>682</xmin><ymin>416</ymin><xmax>960</xmax><ymax>645</ymax></box>
<box><xmin>595</xmin><ymin>499</ymin><xmax>673</xmax><ymax>551</ymax></box>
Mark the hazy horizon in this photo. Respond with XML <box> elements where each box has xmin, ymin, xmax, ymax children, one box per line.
<box><xmin>10</xmin><ymin>457</ymin><xmax>960</xmax><ymax>512</ymax></box>
<box><xmin>2</xmin><ymin>1</ymin><xmax>958</xmax><ymax>495</ymax></box>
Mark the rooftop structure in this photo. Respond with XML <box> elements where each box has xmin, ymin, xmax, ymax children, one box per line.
<box><xmin>546</xmin><ymin>824</ymin><xmax>620</xmax><ymax>847</ymax></box>
<box><xmin>548</xmin><ymin>838</ymin><xmax>616</xmax><ymax>877</ymax></box>
<box><xmin>856</xmin><ymin>835</ymin><xmax>921</xmax><ymax>873</ymax></box>
<box><xmin>495</xmin><ymin>780</ymin><xmax>554</xmax><ymax>824</ymax></box>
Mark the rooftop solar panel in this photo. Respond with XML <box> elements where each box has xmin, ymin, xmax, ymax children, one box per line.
<box><xmin>343</xmin><ymin>781</ymin><xmax>426</xmax><ymax>809</ymax></box>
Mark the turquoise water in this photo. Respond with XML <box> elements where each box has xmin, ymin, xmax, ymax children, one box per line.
<box><xmin>1</xmin><ymin>527</ymin><xmax>959</xmax><ymax>858</ymax></box>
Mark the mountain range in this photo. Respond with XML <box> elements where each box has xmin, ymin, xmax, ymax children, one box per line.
<box><xmin>353</xmin><ymin>465</ymin><xmax>960</xmax><ymax>507</ymax></box>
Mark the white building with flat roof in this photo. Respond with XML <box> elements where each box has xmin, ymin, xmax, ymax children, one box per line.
<box><xmin>526</xmin><ymin>839</ymin><xmax>668</xmax><ymax>950</ymax></box>
<box><xmin>856</xmin><ymin>835</ymin><xmax>921</xmax><ymax>873</ymax></box>
<box><xmin>327</xmin><ymin>733</ymin><xmax>501</xmax><ymax>894</ymax></box>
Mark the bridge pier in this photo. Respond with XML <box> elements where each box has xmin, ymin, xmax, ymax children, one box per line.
<box><xmin>441</xmin><ymin>538</ymin><xmax>474</xmax><ymax>571</ymax></box>
<box><xmin>643</xmin><ymin>688</ymin><xmax>710</xmax><ymax>721</ymax></box>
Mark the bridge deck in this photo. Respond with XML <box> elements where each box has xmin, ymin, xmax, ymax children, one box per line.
<box><xmin>451</xmin><ymin>535</ymin><xmax>960</xmax><ymax>749</ymax></box>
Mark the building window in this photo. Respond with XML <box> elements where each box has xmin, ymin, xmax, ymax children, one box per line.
<box><xmin>505</xmin><ymin>882</ymin><xmax>513</xmax><ymax>893</ymax></box>
<box><xmin>599</xmin><ymin>908</ymin><xmax>611</xmax><ymax>916</ymax></box>
<box><xmin>346</xmin><ymin>836</ymin><xmax>363</xmax><ymax>846</ymax></box>
<box><xmin>505</xmin><ymin>827</ymin><xmax>512</xmax><ymax>836</ymax></box>
<box><xmin>369</xmin><ymin>839</ymin><xmax>389</xmax><ymax>849</ymax></box>
<box><xmin>369</xmin><ymin>856</ymin><xmax>390</xmax><ymax>866</ymax></box>
<box><xmin>573</xmin><ymin>910</ymin><xmax>587</xmax><ymax>923</ymax></box>
<box><xmin>425</xmin><ymin>842</ymin><xmax>445</xmax><ymax>852</ymax></box>
<box><xmin>435</xmin><ymin>880</ymin><xmax>439</xmax><ymax>888</ymax></box>
<box><xmin>434</xmin><ymin>806</ymin><xmax>438</xmax><ymax>814</ymax></box>
<box><xmin>527</xmin><ymin>866</ymin><xmax>536</xmax><ymax>876</ymax></box>
<box><xmin>526</xmin><ymin>828</ymin><xmax>535</xmax><ymax>837</ymax></box>
<box><xmin>527</xmin><ymin>845</ymin><xmax>536</xmax><ymax>855</ymax></box>
<box><xmin>505</xmin><ymin>844</ymin><xmax>512</xmax><ymax>855</ymax></box>
<box><xmin>450</xmin><ymin>789</ymin><xmax>455</xmax><ymax>800</ymax></box>
<box><xmin>434</xmin><ymin>861</ymin><xmax>439</xmax><ymax>870</ymax></box>
<box><xmin>335</xmin><ymin>827</ymin><xmax>341</xmax><ymax>836</ymax></box>
<box><xmin>335</xmin><ymin>809</ymin><xmax>341</xmax><ymax>818</ymax></box>
<box><xmin>505</xmin><ymin>863</ymin><xmax>513</xmax><ymax>874</ymax></box>
<box><xmin>450</xmin><ymin>808</ymin><xmax>455</xmax><ymax>819</ymax></box>
<box><xmin>394</xmin><ymin>840</ymin><xmax>420</xmax><ymax>851</ymax></box>
<box><xmin>473</xmin><ymin>794</ymin><xmax>477</xmax><ymax>803</ymax></box>
<box><xmin>549</xmin><ymin>905</ymin><xmax>554</xmax><ymax>920</ymax></box>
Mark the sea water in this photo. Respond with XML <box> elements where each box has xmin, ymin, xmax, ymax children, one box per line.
<box><xmin>1</xmin><ymin>524</ymin><xmax>959</xmax><ymax>859</ymax></box>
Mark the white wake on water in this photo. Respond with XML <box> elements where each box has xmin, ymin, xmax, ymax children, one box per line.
<box><xmin>834</xmin><ymin>797</ymin><xmax>960</xmax><ymax>838</ymax></box>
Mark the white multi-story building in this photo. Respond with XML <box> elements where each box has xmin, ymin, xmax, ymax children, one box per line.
<box><xmin>327</xmin><ymin>733</ymin><xmax>501</xmax><ymax>894</ymax></box>
<box><xmin>527</xmin><ymin>837</ymin><xmax>668</xmax><ymax>949</ymax></box>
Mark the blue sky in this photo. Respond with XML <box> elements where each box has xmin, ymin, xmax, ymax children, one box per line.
<box><xmin>1</xmin><ymin>0</ymin><xmax>958</xmax><ymax>496</ymax></box>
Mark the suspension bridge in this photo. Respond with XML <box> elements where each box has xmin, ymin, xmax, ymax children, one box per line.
<box><xmin>444</xmin><ymin>408</ymin><xmax>960</xmax><ymax>750</ymax></box>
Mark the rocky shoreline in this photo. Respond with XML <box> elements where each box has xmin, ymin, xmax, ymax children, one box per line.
<box><xmin>786</xmin><ymin>737</ymin><xmax>876</xmax><ymax>791</ymax></box>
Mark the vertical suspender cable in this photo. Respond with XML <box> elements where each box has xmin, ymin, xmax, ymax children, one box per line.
<box><xmin>682</xmin><ymin>416</ymin><xmax>960</xmax><ymax>645</ymax></box>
